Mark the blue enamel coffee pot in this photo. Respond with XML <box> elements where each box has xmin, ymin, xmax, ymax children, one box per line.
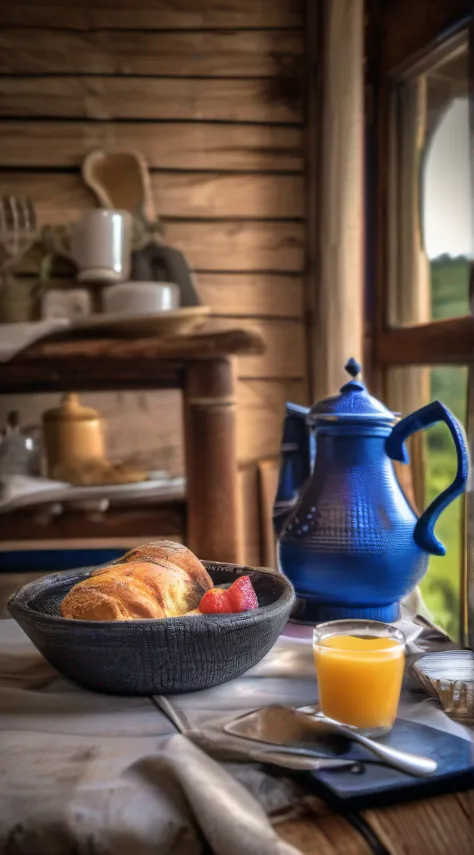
<box><xmin>274</xmin><ymin>358</ymin><xmax>469</xmax><ymax>623</ymax></box>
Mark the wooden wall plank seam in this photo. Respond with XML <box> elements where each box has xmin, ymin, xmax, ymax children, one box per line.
<box><xmin>0</xmin><ymin>0</ymin><xmax>304</xmax><ymax>31</ymax></box>
<box><xmin>0</xmin><ymin>77</ymin><xmax>303</xmax><ymax>124</ymax></box>
<box><xmin>164</xmin><ymin>221</ymin><xmax>305</xmax><ymax>272</ymax></box>
<box><xmin>0</xmin><ymin>121</ymin><xmax>304</xmax><ymax>171</ymax></box>
<box><xmin>0</xmin><ymin>171</ymin><xmax>305</xmax><ymax>219</ymax></box>
<box><xmin>0</xmin><ymin>29</ymin><xmax>303</xmax><ymax>78</ymax></box>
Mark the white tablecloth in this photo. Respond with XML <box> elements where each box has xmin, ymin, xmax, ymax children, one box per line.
<box><xmin>0</xmin><ymin>617</ymin><xmax>472</xmax><ymax>855</ymax></box>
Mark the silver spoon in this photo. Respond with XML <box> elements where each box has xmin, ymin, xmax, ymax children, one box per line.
<box><xmin>225</xmin><ymin>705</ymin><xmax>437</xmax><ymax>778</ymax></box>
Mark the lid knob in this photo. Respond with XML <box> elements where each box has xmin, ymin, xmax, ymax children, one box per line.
<box><xmin>309</xmin><ymin>356</ymin><xmax>395</xmax><ymax>424</ymax></box>
<box><xmin>344</xmin><ymin>357</ymin><xmax>361</xmax><ymax>379</ymax></box>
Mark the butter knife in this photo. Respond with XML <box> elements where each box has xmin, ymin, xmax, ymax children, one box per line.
<box><xmin>246</xmin><ymin>745</ymin><xmax>362</xmax><ymax>773</ymax></box>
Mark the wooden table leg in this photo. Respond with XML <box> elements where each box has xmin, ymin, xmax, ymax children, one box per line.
<box><xmin>183</xmin><ymin>357</ymin><xmax>239</xmax><ymax>563</ymax></box>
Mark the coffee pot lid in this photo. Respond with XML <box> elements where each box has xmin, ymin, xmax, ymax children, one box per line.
<box><xmin>309</xmin><ymin>358</ymin><xmax>397</xmax><ymax>424</ymax></box>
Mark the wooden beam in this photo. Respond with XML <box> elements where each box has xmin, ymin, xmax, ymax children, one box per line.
<box><xmin>385</xmin><ymin>74</ymin><xmax>430</xmax><ymax>513</ymax></box>
<box><xmin>310</xmin><ymin>0</ymin><xmax>364</xmax><ymax>397</ymax></box>
<box><xmin>379</xmin><ymin>0</ymin><xmax>471</xmax><ymax>74</ymax></box>
<box><xmin>236</xmin><ymin>463</ymin><xmax>261</xmax><ymax>567</ymax></box>
<box><xmin>463</xmin><ymin>397</ymin><xmax>471</xmax><ymax>647</ymax></box>
<box><xmin>304</xmin><ymin>0</ymin><xmax>320</xmax><ymax>400</ymax></box>
<box><xmin>465</xmin><ymin>17</ymin><xmax>474</xmax><ymax>649</ymax></box>
<box><xmin>376</xmin><ymin>317</ymin><xmax>474</xmax><ymax>366</ymax></box>
<box><xmin>184</xmin><ymin>358</ymin><xmax>239</xmax><ymax>562</ymax></box>
<box><xmin>0</xmin><ymin>28</ymin><xmax>302</xmax><ymax>77</ymax></box>
<box><xmin>257</xmin><ymin>458</ymin><xmax>280</xmax><ymax>569</ymax></box>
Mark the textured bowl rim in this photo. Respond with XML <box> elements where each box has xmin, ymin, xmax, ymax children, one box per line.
<box><xmin>8</xmin><ymin>560</ymin><xmax>295</xmax><ymax>629</ymax></box>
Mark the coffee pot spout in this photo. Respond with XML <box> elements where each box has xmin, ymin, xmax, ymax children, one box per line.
<box><xmin>273</xmin><ymin>403</ymin><xmax>314</xmax><ymax>536</ymax></box>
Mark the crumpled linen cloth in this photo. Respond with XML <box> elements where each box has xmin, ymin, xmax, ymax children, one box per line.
<box><xmin>0</xmin><ymin>615</ymin><xmax>472</xmax><ymax>855</ymax></box>
<box><xmin>0</xmin><ymin>321</ymin><xmax>70</xmax><ymax>362</ymax></box>
<box><xmin>0</xmin><ymin>619</ymin><xmax>301</xmax><ymax>855</ymax></box>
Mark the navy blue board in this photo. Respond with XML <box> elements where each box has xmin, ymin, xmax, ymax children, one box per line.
<box><xmin>0</xmin><ymin>548</ymin><xmax>125</xmax><ymax>574</ymax></box>
<box><xmin>307</xmin><ymin>718</ymin><xmax>474</xmax><ymax>810</ymax></box>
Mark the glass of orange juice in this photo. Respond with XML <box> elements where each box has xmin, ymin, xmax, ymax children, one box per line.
<box><xmin>313</xmin><ymin>619</ymin><xmax>406</xmax><ymax>736</ymax></box>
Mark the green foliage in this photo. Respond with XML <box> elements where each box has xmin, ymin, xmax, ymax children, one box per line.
<box><xmin>421</xmin><ymin>445</ymin><xmax>463</xmax><ymax>640</ymax></box>
<box><xmin>430</xmin><ymin>254</ymin><xmax>469</xmax><ymax>320</ymax></box>
<box><xmin>418</xmin><ymin>256</ymin><xmax>468</xmax><ymax>640</ymax></box>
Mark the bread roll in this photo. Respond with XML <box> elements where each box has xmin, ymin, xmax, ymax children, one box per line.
<box><xmin>60</xmin><ymin>565</ymin><xmax>164</xmax><ymax>620</ymax></box>
<box><xmin>61</xmin><ymin>543</ymin><xmax>213</xmax><ymax>621</ymax></box>
<box><xmin>117</xmin><ymin>540</ymin><xmax>212</xmax><ymax>591</ymax></box>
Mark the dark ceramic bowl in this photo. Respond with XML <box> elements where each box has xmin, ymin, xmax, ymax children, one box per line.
<box><xmin>8</xmin><ymin>562</ymin><xmax>295</xmax><ymax>696</ymax></box>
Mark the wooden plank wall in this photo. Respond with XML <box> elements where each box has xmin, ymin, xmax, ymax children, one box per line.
<box><xmin>0</xmin><ymin>0</ymin><xmax>309</xmax><ymax>479</ymax></box>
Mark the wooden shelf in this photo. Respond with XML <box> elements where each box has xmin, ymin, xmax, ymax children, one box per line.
<box><xmin>0</xmin><ymin>326</ymin><xmax>266</xmax><ymax>394</ymax></box>
<box><xmin>0</xmin><ymin>325</ymin><xmax>266</xmax><ymax>561</ymax></box>
<box><xmin>0</xmin><ymin>501</ymin><xmax>186</xmax><ymax>542</ymax></box>
<box><xmin>0</xmin><ymin>325</ymin><xmax>266</xmax><ymax>562</ymax></box>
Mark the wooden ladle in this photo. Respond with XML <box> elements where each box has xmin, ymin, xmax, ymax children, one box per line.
<box><xmin>82</xmin><ymin>149</ymin><xmax>156</xmax><ymax>224</ymax></box>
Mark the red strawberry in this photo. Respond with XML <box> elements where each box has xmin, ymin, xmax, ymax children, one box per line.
<box><xmin>198</xmin><ymin>576</ymin><xmax>258</xmax><ymax>614</ymax></box>
<box><xmin>198</xmin><ymin>587</ymin><xmax>230</xmax><ymax>614</ymax></box>
<box><xmin>228</xmin><ymin>576</ymin><xmax>258</xmax><ymax>612</ymax></box>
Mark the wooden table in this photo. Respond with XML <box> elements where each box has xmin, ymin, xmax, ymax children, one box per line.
<box><xmin>2</xmin><ymin>330</ymin><xmax>472</xmax><ymax>853</ymax></box>
<box><xmin>0</xmin><ymin>326</ymin><xmax>265</xmax><ymax>563</ymax></box>
<box><xmin>277</xmin><ymin>790</ymin><xmax>473</xmax><ymax>855</ymax></box>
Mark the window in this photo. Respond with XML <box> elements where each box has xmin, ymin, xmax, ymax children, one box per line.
<box><xmin>371</xmin><ymin>20</ymin><xmax>474</xmax><ymax>643</ymax></box>
<box><xmin>387</xmin><ymin>366</ymin><xmax>467</xmax><ymax>639</ymax></box>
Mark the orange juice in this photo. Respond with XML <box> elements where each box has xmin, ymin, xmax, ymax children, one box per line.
<box><xmin>313</xmin><ymin>634</ymin><xmax>405</xmax><ymax>730</ymax></box>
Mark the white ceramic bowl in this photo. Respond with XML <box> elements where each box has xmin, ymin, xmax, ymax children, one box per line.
<box><xmin>102</xmin><ymin>281</ymin><xmax>180</xmax><ymax>316</ymax></box>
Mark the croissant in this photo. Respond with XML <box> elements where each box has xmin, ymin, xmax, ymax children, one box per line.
<box><xmin>61</xmin><ymin>542</ymin><xmax>213</xmax><ymax>621</ymax></box>
<box><xmin>117</xmin><ymin>540</ymin><xmax>212</xmax><ymax>590</ymax></box>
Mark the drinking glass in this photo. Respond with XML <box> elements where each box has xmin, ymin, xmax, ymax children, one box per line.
<box><xmin>313</xmin><ymin>619</ymin><xmax>406</xmax><ymax>736</ymax></box>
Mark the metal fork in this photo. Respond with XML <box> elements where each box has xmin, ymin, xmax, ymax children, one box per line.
<box><xmin>0</xmin><ymin>195</ymin><xmax>37</xmax><ymax>274</ymax></box>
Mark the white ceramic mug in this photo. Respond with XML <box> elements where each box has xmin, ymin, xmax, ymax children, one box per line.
<box><xmin>102</xmin><ymin>281</ymin><xmax>180</xmax><ymax>315</ymax></box>
<box><xmin>69</xmin><ymin>210</ymin><xmax>132</xmax><ymax>284</ymax></box>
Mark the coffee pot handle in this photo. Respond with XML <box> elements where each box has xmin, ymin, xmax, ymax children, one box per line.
<box><xmin>386</xmin><ymin>401</ymin><xmax>469</xmax><ymax>556</ymax></box>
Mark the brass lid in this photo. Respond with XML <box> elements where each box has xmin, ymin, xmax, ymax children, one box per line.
<box><xmin>42</xmin><ymin>393</ymin><xmax>101</xmax><ymax>424</ymax></box>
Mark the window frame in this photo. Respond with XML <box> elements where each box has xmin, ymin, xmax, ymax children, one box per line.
<box><xmin>368</xmin><ymin>5</ymin><xmax>474</xmax><ymax>644</ymax></box>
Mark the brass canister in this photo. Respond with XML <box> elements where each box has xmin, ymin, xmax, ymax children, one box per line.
<box><xmin>42</xmin><ymin>393</ymin><xmax>105</xmax><ymax>479</ymax></box>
